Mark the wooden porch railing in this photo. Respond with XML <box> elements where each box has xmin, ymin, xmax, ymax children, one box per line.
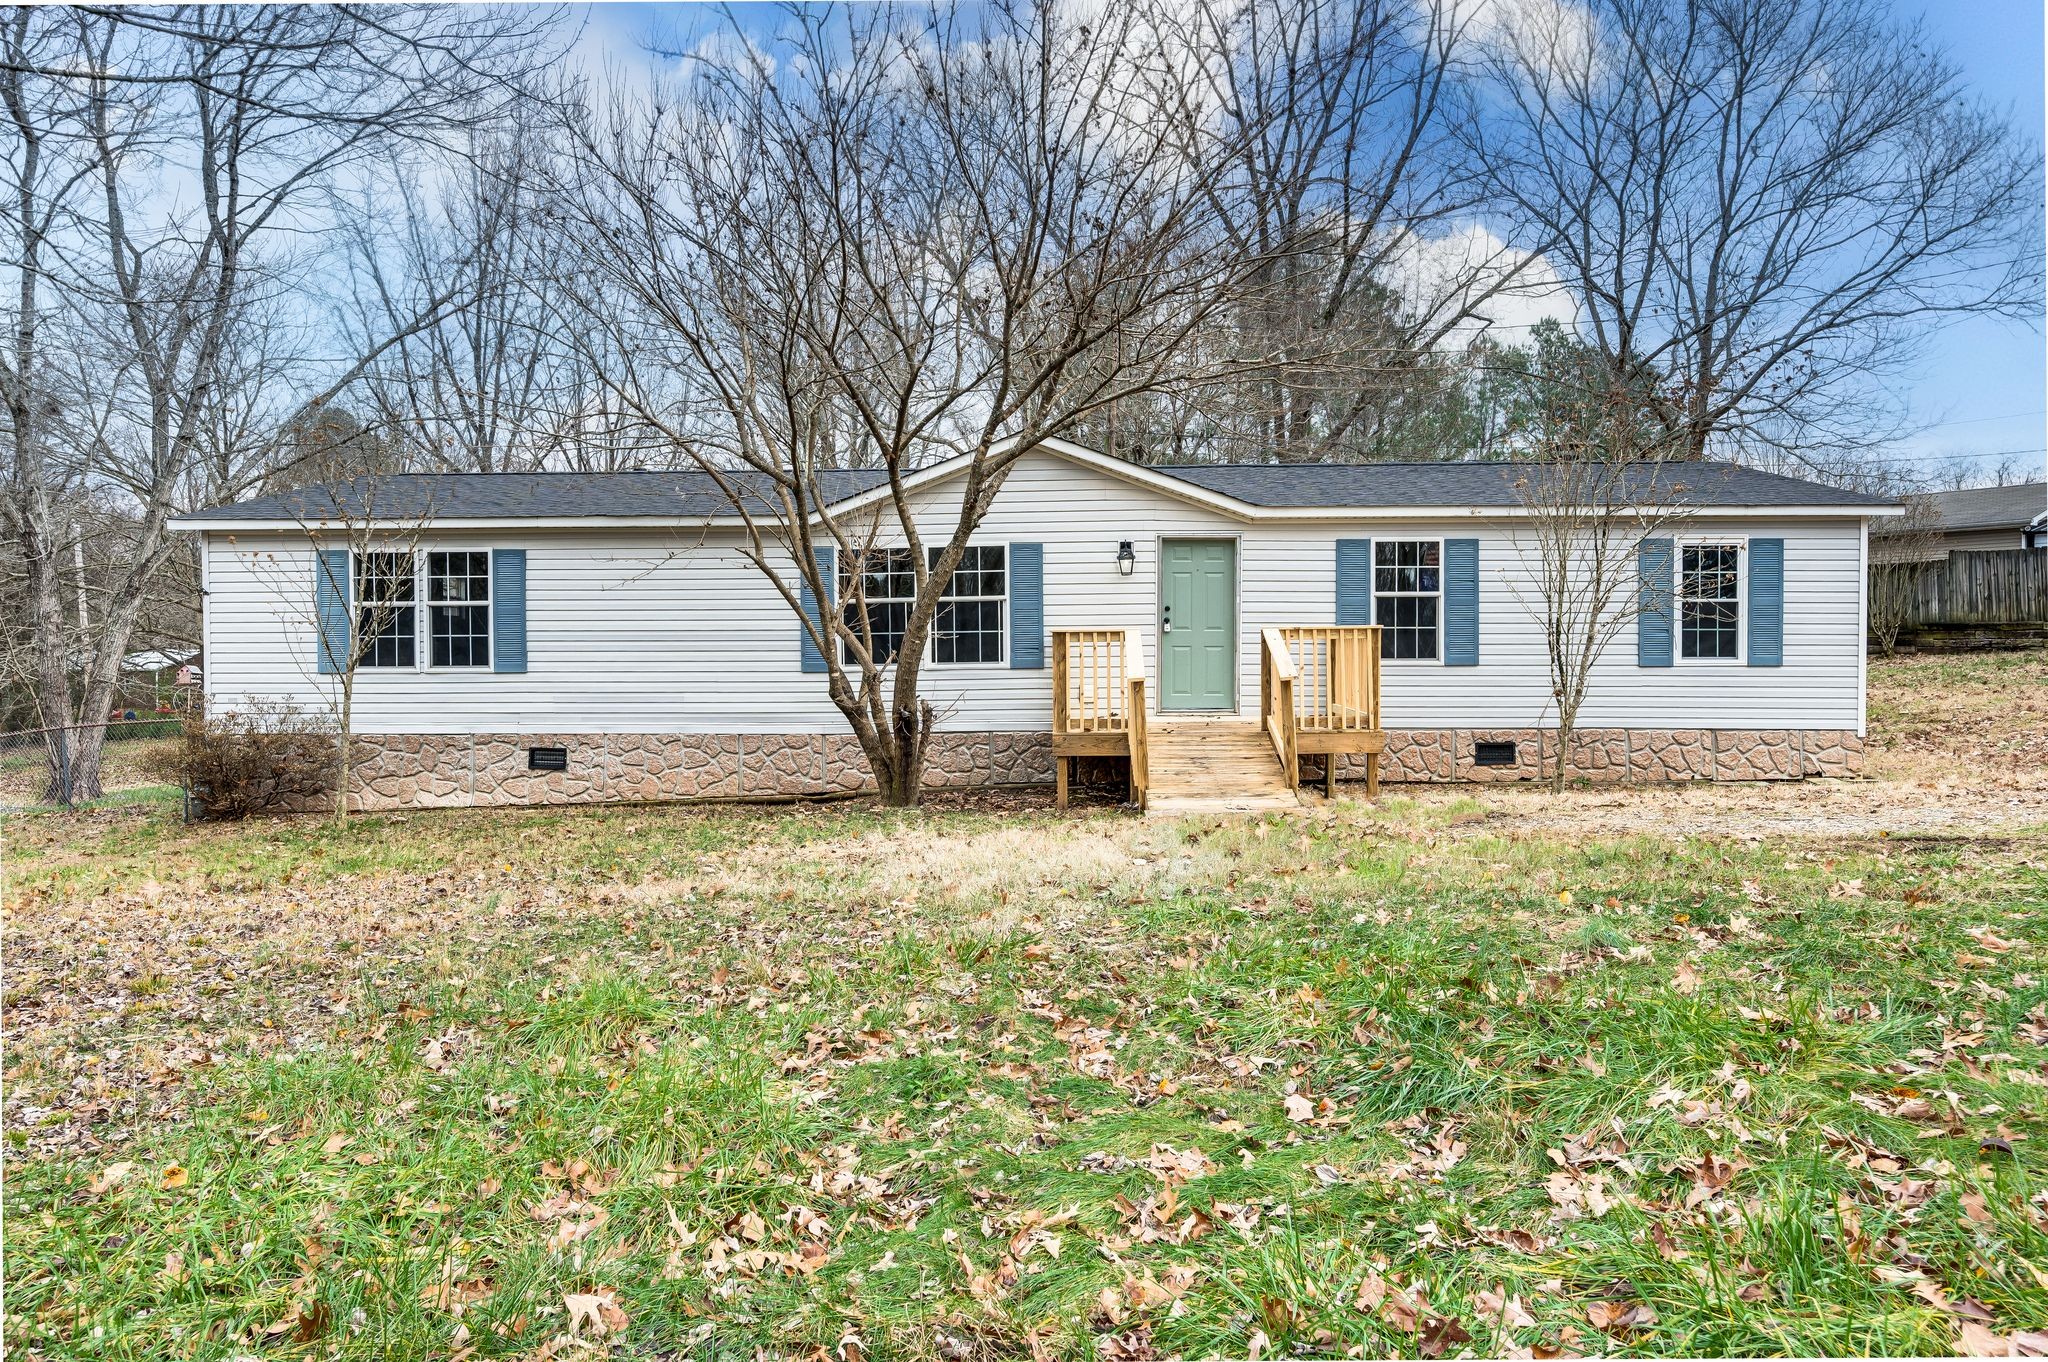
<box><xmin>1260</xmin><ymin>625</ymin><xmax>1385</xmax><ymax>796</ymax></box>
<box><xmin>1051</xmin><ymin>628</ymin><xmax>1147</xmax><ymax>810</ymax></box>
<box><xmin>1260</xmin><ymin>628</ymin><xmax>1299</xmax><ymax>791</ymax></box>
<box><xmin>1280</xmin><ymin>625</ymin><xmax>1383</xmax><ymax>732</ymax></box>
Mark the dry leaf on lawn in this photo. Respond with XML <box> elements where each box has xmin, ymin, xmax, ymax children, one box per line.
<box><xmin>1956</xmin><ymin>1320</ymin><xmax>2010</xmax><ymax>1357</ymax></box>
<box><xmin>563</xmin><ymin>1288</ymin><xmax>628</xmax><ymax>1338</ymax></box>
<box><xmin>89</xmin><ymin>1162</ymin><xmax>135</xmax><ymax>1196</ymax></box>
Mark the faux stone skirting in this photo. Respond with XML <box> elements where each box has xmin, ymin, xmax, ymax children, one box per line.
<box><xmin>343</xmin><ymin>731</ymin><xmax>1055</xmax><ymax>811</ymax></box>
<box><xmin>334</xmin><ymin>726</ymin><xmax>1863</xmax><ymax>811</ymax></box>
<box><xmin>1332</xmin><ymin>728</ymin><xmax>1864</xmax><ymax>785</ymax></box>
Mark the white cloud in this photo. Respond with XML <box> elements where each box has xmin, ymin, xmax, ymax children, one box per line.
<box><xmin>1414</xmin><ymin>0</ymin><xmax>1602</xmax><ymax>84</ymax></box>
<box><xmin>1381</xmin><ymin>221</ymin><xmax>1580</xmax><ymax>350</ymax></box>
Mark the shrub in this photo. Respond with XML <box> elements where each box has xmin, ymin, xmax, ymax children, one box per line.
<box><xmin>150</xmin><ymin>701</ymin><xmax>337</xmax><ymax>819</ymax></box>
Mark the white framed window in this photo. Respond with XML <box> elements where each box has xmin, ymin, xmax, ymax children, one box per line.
<box><xmin>932</xmin><ymin>544</ymin><xmax>1005</xmax><ymax>666</ymax></box>
<box><xmin>351</xmin><ymin>549</ymin><xmax>492</xmax><ymax>670</ymax></box>
<box><xmin>1678</xmin><ymin>541</ymin><xmax>1742</xmax><ymax>661</ymax></box>
<box><xmin>427</xmin><ymin>550</ymin><xmax>492</xmax><ymax>668</ymax></box>
<box><xmin>841</xmin><ymin>546</ymin><xmax>916</xmax><ymax>665</ymax></box>
<box><xmin>1373</xmin><ymin>539</ymin><xmax>1441</xmax><ymax>661</ymax></box>
<box><xmin>839</xmin><ymin>544</ymin><xmax>1007</xmax><ymax>667</ymax></box>
<box><xmin>353</xmin><ymin>550</ymin><xmax>416</xmax><ymax>668</ymax></box>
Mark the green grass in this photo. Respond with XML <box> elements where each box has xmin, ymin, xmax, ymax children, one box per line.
<box><xmin>5</xmin><ymin>791</ymin><xmax>2047</xmax><ymax>1360</ymax></box>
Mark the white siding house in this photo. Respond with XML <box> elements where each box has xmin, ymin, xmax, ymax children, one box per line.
<box><xmin>176</xmin><ymin>440</ymin><xmax>1894</xmax><ymax>806</ymax></box>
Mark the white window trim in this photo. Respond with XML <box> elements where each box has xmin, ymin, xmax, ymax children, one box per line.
<box><xmin>349</xmin><ymin>545</ymin><xmax>420</xmax><ymax>672</ymax></box>
<box><xmin>929</xmin><ymin>544</ymin><xmax>1007</xmax><ymax>669</ymax></box>
<box><xmin>839</xmin><ymin>543</ymin><xmax>1009</xmax><ymax>670</ymax></box>
<box><xmin>349</xmin><ymin>546</ymin><xmax>495</xmax><ymax>672</ymax></box>
<box><xmin>423</xmin><ymin>546</ymin><xmax>493</xmax><ymax>671</ymax></box>
<box><xmin>1371</xmin><ymin>535</ymin><xmax>1445</xmax><ymax>666</ymax></box>
<box><xmin>1675</xmin><ymin>535</ymin><xmax>1746</xmax><ymax>666</ymax></box>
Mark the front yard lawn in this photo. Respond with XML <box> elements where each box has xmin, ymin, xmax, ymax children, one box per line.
<box><xmin>5</xmin><ymin>652</ymin><xmax>2046</xmax><ymax>1360</ymax></box>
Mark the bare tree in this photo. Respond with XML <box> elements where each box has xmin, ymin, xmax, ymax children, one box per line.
<box><xmin>1868</xmin><ymin>494</ymin><xmax>1943</xmax><ymax>656</ymax></box>
<box><xmin>1062</xmin><ymin>0</ymin><xmax>1547</xmax><ymax>466</ymax></box>
<box><xmin>241</xmin><ymin>481</ymin><xmax>436</xmax><ymax>822</ymax></box>
<box><xmin>1497</xmin><ymin>349</ymin><xmax>1692</xmax><ymax>791</ymax></box>
<box><xmin>555</xmin><ymin>3</ymin><xmax>1303</xmax><ymax>805</ymax></box>
<box><xmin>347</xmin><ymin>127</ymin><xmax>615</xmax><ymax>474</ymax></box>
<box><xmin>0</xmin><ymin>7</ymin><xmax>100</xmax><ymax>793</ymax></box>
<box><xmin>0</xmin><ymin>5</ymin><xmax>554</xmax><ymax>802</ymax></box>
<box><xmin>1472</xmin><ymin>0</ymin><xmax>2041</xmax><ymax>473</ymax></box>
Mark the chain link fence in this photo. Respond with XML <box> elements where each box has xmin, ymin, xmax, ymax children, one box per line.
<box><xmin>0</xmin><ymin>718</ymin><xmax>187</xmax><ymax>807</ymax></box>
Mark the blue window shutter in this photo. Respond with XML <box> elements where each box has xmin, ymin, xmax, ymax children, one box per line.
<box><xmin>1335</xmin><ymin>539</ymin><xmax>1372</xmax><ymax>625</ymax></box>
<box><xmin>1444</xmin><ymin>538</ymin><xmax>1479</xmax><ymax>666</ymax></box>
<box><xmin>799</xmin><ymin>545</ymin><xmax>835</xmax><ymax>673</ymax></box>
<box><xmin>315</xmin><ymin>548</ymin><xmax>350</xmax><ymax>675</ymax></box>
<box><xmin>1637</xmin><ymin>538</ymin><xmax>1674</xmax><ymax>667</ymax></box>
<box><xmin>492</xmin><ymin>548</ymin><xmax>527</xmax><ymax>673</ymax></box>
<box><xmin>1748</xmin><ymin>538</ymin><xmax>1783</xmax><ymax>667</ymax></box>
<box><xmin>1009</xmin><ymin>542</ymin><xmax>1044</xmax><ymax>668</ymax></box>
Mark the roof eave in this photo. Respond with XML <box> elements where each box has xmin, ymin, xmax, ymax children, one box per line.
<box><xmin>172</xmin><ymin>502</ymin><xmax>1901</xmax><ymax>534</ymax></box>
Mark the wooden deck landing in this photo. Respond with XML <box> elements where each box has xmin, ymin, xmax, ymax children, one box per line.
<box><xmin>1144</xmin><ymin>718</ymin><xmax>1305</xmax><ymax>816</ymax></box>
<box><xmin>1050</xmin><ymin>625</ymin><xmax>1383</xmax><ymax>817</ymax></box>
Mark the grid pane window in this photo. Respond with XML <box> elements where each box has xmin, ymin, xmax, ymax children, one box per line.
<box><xmin>1373</xmin><ymin>540</ymin><xmax>1441</xmax><ymax>660</ymax></box>
<box><xmin>428</xmin><ymin>551</ymin><xmax>491</xmax><ymax>668</ymax></box>
<box><xmin>1680</xmin><ymin>544</ymin><xmax>1740</xmax><ymax>659</ymax></box>
<box><xmin>932</xmin><ymin>545</ymin><xmax>1005</xmax><ymax>665</ymax></box>
<box><xmin>354</xmin><ymin>551</ymin><xmax>415</xmax><ymax>668</ymax></box>
<box><xmin>842</xmin><ymin>547</ymin><xmax>916</xmax><ymax>664</ymax></box>
<box><xmin>838</xmin><ymin>544</ymin><xmax>1009</xmax><ymax>666</ymax></box>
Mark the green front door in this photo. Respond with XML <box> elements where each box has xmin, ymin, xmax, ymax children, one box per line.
<box><xmin>1159</xmin><ymin>539</ymin><xmax>1236</xmax><ymax>711</ymax></box>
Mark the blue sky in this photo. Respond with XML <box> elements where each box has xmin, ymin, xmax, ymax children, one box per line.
<box><xmin>581</xmin><ymin>1</ymin><xmax>2045</xmax><ymax>485</ymax></box>
<box><xmin>1891</xmin><ymin>0</ymin><xmax>2045</xmax><ymax>484</ymax></box>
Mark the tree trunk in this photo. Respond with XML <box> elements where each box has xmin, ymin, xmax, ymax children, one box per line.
<box><xmin>832</xmin><ymin>692</ymin><xmax>931</xmax><ymax>808</ymax></box>
<box><xmin>334</xmin><ymin>676</ymin><xmax>354</xmax><ymax>824</ymax></box>
<box><xmin>1550</xmin><ymin>717</ymin><xmax>1573</xmax><ymax>794</ymax></box>
<box><xmin>64</xmin><ymin>532</ymin><xmax>171</xmax><ymax>803</ymax></box>
<box><xmin>21</xmin><ymin>514</ymin><xmax>79</xmax><ymax>804</ymax></box>
<box><xmin>876</xmin><ymin>702</ymin><xmax>932</xmax><ymax>808</ymax></box>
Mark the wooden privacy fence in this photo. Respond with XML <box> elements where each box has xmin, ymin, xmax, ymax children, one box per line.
<box><xmin>1872</xmin><ymin>549</ymin><xmax>2047</xmax><ymax>628</ymax></box>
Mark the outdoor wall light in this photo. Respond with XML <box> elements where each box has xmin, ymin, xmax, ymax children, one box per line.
<box><xmin>1116</xmin><ymin>541</ymin><xmax>1136</xmax><ymax>576</ymax></box>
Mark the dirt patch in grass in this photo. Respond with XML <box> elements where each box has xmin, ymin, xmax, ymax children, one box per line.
<box><xmin>1867</xmin><ymin>646</ymin><xmax>2048</xmax><ymax>787</ymax></box>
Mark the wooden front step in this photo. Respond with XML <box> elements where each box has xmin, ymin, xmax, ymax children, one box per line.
<box><xmin>1144</xmin><ymin>718</ymin><xmax>1304</xmax><ymax>816</ymax></box>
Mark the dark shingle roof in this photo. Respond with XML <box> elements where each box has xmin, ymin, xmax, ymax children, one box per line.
<box><xmin>183</xmin><ymin>457</ymin><xmax>1888</xmax><ymax>523</ymax></box>
<box><xmin>1909</xmin><ymin>481</ymin><xmax>2047</xmax><ymax>533</ymax></box>
<box><xmin>1155</xmin><ymin>460</ymin><xmax>1893</xmax><ymax>508</ymax></box>
<box><xmin>188</xmin><ymin>469</ymin><xmax>891</xmax><ymax>523</ymax></box>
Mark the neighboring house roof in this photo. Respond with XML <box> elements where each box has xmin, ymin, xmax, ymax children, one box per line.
<box><xmin>1891</xmin><ymin>481</ymin><xmax>2048</xmax><ymax>535</ymax></box>
<box><xmin>172</xmin><ymin>442</ymin><xmax>1894</xmax><ymax>529</ymax></box>
<box><xmin>121</xmin><ymin>648</ymin><xmax>199</xmax><ymax>671</ymax></box>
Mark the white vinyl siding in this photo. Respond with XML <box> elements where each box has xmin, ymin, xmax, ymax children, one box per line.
<box><xmin>201</xmin><ymin>447</ymin><xmax>1873</xmax><ymax>737</ymax></box>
